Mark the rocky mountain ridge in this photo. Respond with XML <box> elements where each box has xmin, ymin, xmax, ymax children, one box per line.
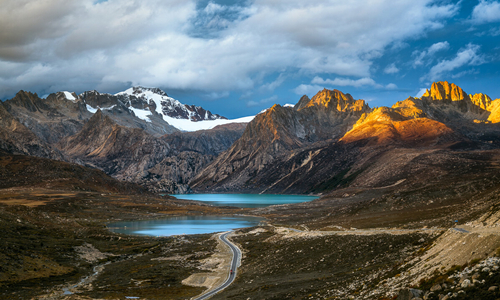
<box><xmin>191</xmin><ymin>81</ymin><xmax>500</xmax><ymax>194</ymax></box>
<box><xmin>3</xmin><ymin>81</ymin><xmax>500</xmax><ymax>300</ymax></box>
<box><xmin>0</xmin><ymin>100</ymin><xmax>64</xmax><ymax>160</ymax></box>
<box><xmin>190</xmin><ymin>88</ymin><xmax>372</xmax><ymax>192</ymax></box>
<box><xmin>2</xmin><ymin>86</ymin><xmax>233</xmax><ymax>142</ymax></box>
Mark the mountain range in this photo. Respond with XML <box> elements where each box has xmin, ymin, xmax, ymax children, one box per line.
<box><xmin>1</xmin><ymin>81</ymin><xmax>499</xmax><ymax>195</ymax></box>
<box><xmin>0</xmin><ymin>87</ymin><xmax>248</xmax><ymax>193</ymax></box>
<box><xmin>191</xmin><ymin>81</ymin><xmax>500</xmax><ymax>193</ymax></box>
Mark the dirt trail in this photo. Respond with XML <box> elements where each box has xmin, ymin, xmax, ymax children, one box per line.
<box><xmin>275</xmin><ymin>226</ymin><xmax>443</xmax><ymax>239</ymax></box>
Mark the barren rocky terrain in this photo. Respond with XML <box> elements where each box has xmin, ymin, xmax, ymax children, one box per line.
<box><xmin>0</xmin><ymin>187</ymin><xmax>246</xmax><ymax>300</ymax></box>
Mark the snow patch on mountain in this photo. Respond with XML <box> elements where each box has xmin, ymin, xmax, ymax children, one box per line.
<box><xmin>117</xmin><ymin>87</ymin><xmax>176</xmax><ymax>117</ymax></box>
<box><xmin>258</xmin><ymin>103</ymin><xmax>295</xmax><ymax>115</ymax></box>
<box><xmin>129</xmin><ymin>107</ymin><xmax>152</xmax><ymax>123</ymax></box>
<box><xmin>86</xmin><ymin>104</ymin><xmax>98</xmax><ymax>114</ymax></box>
<box><xmin>163</xmin><ymin>115</ymin><xmax>254</xmax><ymax>131</ymax></box>
<box><xmin>63</xmin><ymin>91</ymin><xmax>76</xmax><ymax>101</ymax></box>
<box><xmin>86</xmin><ymin>104</ymin><xmax>118</xmax><ymax>115</ymax></box>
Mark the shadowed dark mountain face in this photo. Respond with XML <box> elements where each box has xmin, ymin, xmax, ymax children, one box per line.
<box><xmin>189</xmin><ymin>89</ymin><xmax>372</xmax><ymax>192</ymax></box>
<box><xmin>0</xmin><ymin>100</ymin><xmax>64</xmax><ymax>160</ymax></box>
<box><xmin>56</xmin><ymin>111</ymin><xmax>246</xmax><ymax>194</ymax></box>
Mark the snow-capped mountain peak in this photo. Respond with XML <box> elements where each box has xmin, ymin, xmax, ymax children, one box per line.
<box><xmin>73</xmin><ymin>86</ymin><xmax>254</xmax><ymax>132</ymax></box>
<box><xmin>116</xmin><ymin>86</ymin><xmax>226</xmax><ymax>122</ymax></box>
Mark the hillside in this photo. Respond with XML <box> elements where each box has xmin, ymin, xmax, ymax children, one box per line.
<box><xmin>0</xmin><ymin>152</ymin><xmax>147</xmax><ymax>194</ymax></box>
<box><xmin>1</xmin><ymin>81</ymin><xmax>499</xmax><ymax>196</ymax></box>
<box><xmin>190</xmin><ymin>89</ymin><xmax>371</xmax><ymax>192</ymax></box>
<box><xmin>3</xmin><ymin>81</ymin><xmax>500</xmax><ymax>300</ymax></box>
<box><xmin>57</xmin><ymin>111</ymin><xmax>246</xmax><ymax>193</ymax></box>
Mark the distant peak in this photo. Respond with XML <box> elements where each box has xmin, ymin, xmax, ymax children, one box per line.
<box><xmin>421</xmin><ymin>81</ymin><xmax>468</xmax><ymax>101</ymax></box>
<box><xmin>80</xmin><ymin>90</ymin><xmax>100</xmax><ymax>97</ymax></box>
<box><xmin>294</xmin><ymin>95</ymin><xmax>311</xmax><ymax>110</ymax></box>
<box><xmin>309</xmin><ymin>89</ymin><xmax>354</xmax><ymax>107</ymax></box>
<box><xmin>298</xmin><ymin>88</ymin><xmax>369</xmax><ymax>113</ymax></box>
<box><xmin>58</xmin><ymin>91</ymin><xmax>77</xmax><ymax>102</ymax></box>
<box><xmin>15</xmin><ymin>90</ymin><xmax>38</xmax><ymax>98</ymax></box>
<box><xmin>119</xmin><ymin>86</ymin><xmax>169</xmax><ymax>97</ymax></box>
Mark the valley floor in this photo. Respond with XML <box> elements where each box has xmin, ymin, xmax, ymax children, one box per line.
<box><xmin>2</xmin><ymin>185</ymin><xmax>500</xmax><ymax>300</ymax></box>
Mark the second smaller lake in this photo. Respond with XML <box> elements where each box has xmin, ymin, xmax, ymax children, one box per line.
<box><xmin>171</xmin><ymin>194</ymin><xmax>318</xmax><ymax>208</ymax></box>
<box><xmin>108</xmin><ymin>215</ymin><xmax>264</xmax><ymax>236</ymax></box>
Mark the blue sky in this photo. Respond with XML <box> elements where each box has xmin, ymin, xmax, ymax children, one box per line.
<box><xmin>1</xmin><ymin>0</ymin><xmax>499</xmax><ymax>118</ymax></box>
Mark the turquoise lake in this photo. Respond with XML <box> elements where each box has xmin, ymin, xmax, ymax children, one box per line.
<box><xmin>108</xmin><ymin>194</ymin><xmax>317</xmax><ymax>236</ymax></box>
<box><xmin>108</xmin><ymin>216</ymin><xmax>264</xmax><ymax>236</ymax></box>
<box><xmin>170</xmin><ymin>193</ymin><xmax>318</xmax><ymax>208</ymax></box>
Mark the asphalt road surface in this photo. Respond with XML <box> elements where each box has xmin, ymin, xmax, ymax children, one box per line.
<box><xmin>452</xmin><ymin>227</ymin><xmax>469</xmax><ymax>233</ymax></box>
<box><xmin>194</xmin><ymin>231</ymin><xmax>241</xmax><ymax>300</ymax></box>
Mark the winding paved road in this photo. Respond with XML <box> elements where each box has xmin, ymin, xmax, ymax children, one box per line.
<box><xmin>194</xmin><ymin>231</ymin><xmax>241</xmax><ymax>300</ymax></box>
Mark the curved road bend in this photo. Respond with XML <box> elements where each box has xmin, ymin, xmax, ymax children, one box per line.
<box><xmin>194</xmin><ymin>231</ymin><xmax>241</xmax><ymax>300</ymax></box>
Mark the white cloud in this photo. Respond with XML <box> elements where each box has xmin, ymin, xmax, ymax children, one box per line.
<box><xmin>204</xmin><ymin>2</ymin><xmax>225</xmax><ymax>15</ymax></box>
<box><xmin>413</xmin><ymin>41</ymin><xmax>450</xmax><ymax>67</ymax></box>
<box><xmin>384</xmin><ymin>63</ymin><xmax>399</xmax><ymax>74</ymax></box>
<box><xmin>259</xmin><ymin>73</ymin><xmax>287</xmax><ymax>92</ymax></box>
<box><xmin>416</xmin><ymin>88</ymin><xmax>428</xmax><ymax>98</ymax></box>
<box><xmin>0</xmin><ymin>0</ymin><xmax>459</xmax><ymax>98</ymax></box>
<box><xmin>451</xmin><ymin>68</ymin><xmax>479</xmax><ymax>79</ymax></box>
<box><xmin>471</xmin><ymin>0</ymin><xmax>500</xmax><ymax>24</ymax></box>
<box><xmin>386</xmin><ymin>83</ymin><xmax>398</xmax><ymax>90</ymax></box>
<box><xmin>247</xmin><ymin>95</ymin><xmax>278</xmax><ymax>107</ymax></box>
<box><xmin>312</xmin><ymin>76</ymin><xmax>380</xmax><ymax>88</ymax></box>
<box><xmin>204</xmin><ymin>91</ymin><xmax>230</xmax><ymax>100</ymax></box>
<box><xmin>311</xmin><ymin>76</ymin><xmax>397</xmax><ymax>90</ymax></box>
<box><xmin>425</xmin><ymin>44</ymin><xmax>485</xmax><ymax>81</ymax></box>
<box><xmin>293</xmin><ymin>84</ymin><xmax>325</xmax><ymax>96</ymax></box>
<box><xmin>427</xmin><ymin>42</ymin><xmax>451</xmax><ymax>55</ymax></box>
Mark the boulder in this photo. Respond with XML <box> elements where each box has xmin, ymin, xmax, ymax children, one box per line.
<box><xmin>461</xmin><ymin>279</ymin><xmax>472</xmax><ymax>288</ymax></box>
<box><xmin>398</xmin><ymin>288</ymin><xmax>423</xmax><ymax>300</ymax></box>
<box><xmin>430</xmin><ymin>283</ymin><xmax>442</xmax><ymax>292</ymax></box>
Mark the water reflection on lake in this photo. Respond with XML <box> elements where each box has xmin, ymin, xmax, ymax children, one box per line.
<box><xmin>171</xmin><ymin>194</ymin><xmax>318</xmax><ymax>208</ymax></box>
<box><xmin>108</xmin><ymin>215</ymin><xmax>264</xmax><ymax>236</ymax></box>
